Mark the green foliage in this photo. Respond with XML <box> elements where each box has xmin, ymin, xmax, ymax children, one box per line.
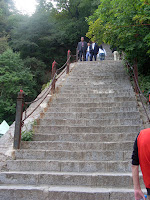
<box><xmin>139</xmin><ymin>74</ymin><xmax>150</xmax><ymax>98</ymax></box>
<box><xmin>86</xmin><ymin>0</ymin><xmax>150</xmax><ymax>74</ymax></box>
<box><xmin>21</xmin><ymin>130</ymin><xmax>33</xmax><ymax>141</ymax></box>
<box><xmin>23</xmin><ymin>57</ymin><xmax>47</xmax><ymax>93</ymax></box>
<box><xmin>0</xmin><ymin>36</ymin><xmax>9</xmax><ymax>54</ymax></box>
<box><xmin>0</xmin><ymin>49</ymin><xmax>37</xmax><ymax>125</ymax></box>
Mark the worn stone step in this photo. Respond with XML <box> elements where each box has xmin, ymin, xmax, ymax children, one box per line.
<box><xmin>20</xmin><ymin>141</ymin><xmax>134</xmax><ymax>151</ymax></box>
<box><xmin>47</xmin><ymin>106</ymin><xmax>138</xmax><ymax>113</ymax></box>
<box><xmin>32</xmin><ymin>132</ymin><xmax>137</xmax><ymax>143</ymax></box>
<box><xmin>63</xmin><ymin>82</ymin><xmax>130</xmax><ymax>87</ymax></box>
<box><xmin>64</xmin><ymin>79</ymin><xmax>130</xmax><ymax>84</ymax></box>
<box><xmin>46</xmin><ymin>111</ymin><xmax>140</xmax><ymax>119</ymax></box>
<box><xmin>39</xmin><ymin>118</ymin><xmax>141</xmax><ymax>127</ymax></box>
<box><xmin>48</xmin><ymin>101</ymin><xmax>137</xmax><ymax>108</ymax></box>
<box><xmin>43</xmin><ymin>111</ymin><xmax>140</xmax><ymax>120</ymax></box>
<box><xmin>52</xmin><ymin>96</ymin><xmax>135</xmax><ymax>104</ymax></box>
<box><xmin>34</xmin><ymin>125</ymin><xmax>140</xmax><ymax>134</ymax></box>
<box><xmin>0</xmin><ymin>185</ymin><xmax>143</xmax><ymax>200</ymax></box>
<box><xmin>15</xmin><ymin>149</ymin><xmax>131</xmax><ymax>161</ymax></box>
<box><xmin>60</xmin><ymin>87</ymin><xmax>133</xmax><ymax>92</ymax></box>
<box><xmin>0</xmin><ymin>172</ymin><xmax>144</xmax><ymax>188</ymax></box>
<box><xmin>38</xmin><ymin>118</ymin><xmax>141</xmax><ymax>126</ymax></box>
<box><xmin>60</xmin><ymin>87</ymin><xmax>132</xmax><ymax>93</ymax></box>
<box><xmin>6</xmin><ymin>160</ymin><xmax>131</xmax><ymax>172</ymax></box>
<box><xmin>55</xmin><ymin>92</ymin><xmax>135</xmax><ymax>98</ymax></box>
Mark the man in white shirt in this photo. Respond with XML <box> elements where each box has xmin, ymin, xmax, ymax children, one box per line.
<box><xmin>86</xmin><ymin>43</ymin><xmax>91</xmax><ymax>61</ymax></box>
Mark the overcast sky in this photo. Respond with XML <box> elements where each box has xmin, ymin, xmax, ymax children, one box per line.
<box><xmin>14</xmin><ymin>0</ymin><xmax>37</xmax><ymax>15</ymax></box>
<box><xmin>14</xmin><ymin>0</ymin><xmax>56</xmax><ymax>15</ymax></box>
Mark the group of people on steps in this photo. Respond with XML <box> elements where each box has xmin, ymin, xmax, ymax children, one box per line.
<box><xmin>77</xmin><ymin>37</ymin><xmax>106</xmax><ymax>61</ymax></box>
<box><xmin>78</xmin><ymin>36</ymin><xmax>150</xmax><ymax>200</ymax></box>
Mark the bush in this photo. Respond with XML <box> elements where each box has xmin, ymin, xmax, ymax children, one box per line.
<box><xmin>139</xmin><ymin>75</ymin><xmax>150</xmax><ymax>98</ymax></box>
<box><xmin>21</xmin><ymin>130</ymin><xmax>33</xmax><ymax>141</ymax></box>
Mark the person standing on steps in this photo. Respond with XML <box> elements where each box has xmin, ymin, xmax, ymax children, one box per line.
<box><xmin>90</xmin><ymin>41</ymin><xmax>99</xmax><ymax>61</ymax></box>
<box><xmin>112</xmin><ymin>46</ymin><xmax>120</xmax><ymax>61</ymax></box>
<box><xmin>86</xmin><ymin>42</ymin><xmax>91</xmax><ymax>61</ymax></box>
<box><xmin>98</xmin><ymin>45</ymin><xmax>107</xmax><ymax>61</ymax></box>
<box><xmin>132</xmin><ymin>128</ymin><xmax>150</xmax><ymax>200</ymax></box>
<box><xmin>77</xmin><ymin>37</ymin><xmax>87</xmax><ymax>61</ymax></box>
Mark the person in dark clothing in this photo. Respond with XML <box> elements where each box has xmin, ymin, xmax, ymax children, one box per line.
<box><xmin>90</xmin><ymin>41</ymin><xmax>99</xmax><ymax>61</ymax></box>
<box><xmin>77</xmin><ymin>37</ymin><xmax>87</xmax><ymax>61</ymax></box>
<box><xmin>132</xmin><ymin>128</ymin><xmax>150</xmax><ymax>200</ymax></box>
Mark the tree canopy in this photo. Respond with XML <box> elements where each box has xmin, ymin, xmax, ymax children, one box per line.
<box><xmin>86</xmin><ymin>0</ymin><xmax>150</xmax><ymax>74</ymax></box>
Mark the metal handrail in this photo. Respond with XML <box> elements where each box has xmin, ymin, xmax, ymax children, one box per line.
<box><xmin>14</xmin><ymin>50</ymin><xmax>76</xmax><ymax>149</ymax></box>
<box><xmin>126</xmin><ymin>62</ymin><xmax>150</xmax><ymax>123</ymax></box>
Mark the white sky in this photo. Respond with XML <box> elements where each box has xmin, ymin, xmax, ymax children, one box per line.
<box><xmin>14</xmin><ymin>0</ymin><xmax>56</xmax><ymax>15</ymax></box>
<box><xmin>14</xmin><ymin>0</ymin><xmax>37</xmax><ymax>15</ymax></box>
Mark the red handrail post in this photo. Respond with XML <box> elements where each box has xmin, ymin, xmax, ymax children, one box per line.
<box><xmin>51</xmin><ymin>60</ymin><xmax>57</xmax><ymax>93</ymax></box>
<box><xmin>66</xmin><ymin>50</ymin><xmax>71</xmax><ymax>74</ymax></box>
<box><xmin>14</xmin><ymin>90</ymin><xmax>25</xmax><ymax>149</ymax></box>
<box><xmin>133</xmin><ymin>58</ymin><xmax>138</xmax><ymax>94</ymax></box>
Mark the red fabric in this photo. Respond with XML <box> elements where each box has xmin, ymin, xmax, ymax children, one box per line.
<box><xmin>137</xmin><ymin>128</ymin><xmax>150</xmax><ymax>188</ymax></box>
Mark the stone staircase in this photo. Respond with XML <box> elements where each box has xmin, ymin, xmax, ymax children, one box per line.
<box><xmin>0</xmin><ymin>46</ymin><xmax>144</xmax><ymax>199</ymax></box>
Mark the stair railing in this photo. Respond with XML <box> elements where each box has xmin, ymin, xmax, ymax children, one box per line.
<box><xmin>126</xmin><ymin>62</ymin><xmax>150</xmax><ymax>124</ymax></box>
<box><xmin>14</xmin><ymin>50</ymin><xmax>76</xmax><ymax>149</ymax></box>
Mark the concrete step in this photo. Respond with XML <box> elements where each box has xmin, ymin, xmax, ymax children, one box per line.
<box><xmin>38</xmin><ymin>118</ymin><xmax>141</xmax><ymax>126</ymax></box>
<box><xmin>47</xmin><ymin>106</ymin><xmax>138</xmax><ymax>113</ymax></box>
<box><xmin>59</xmin><ymin>88</ymin><xmax>134</xmax><ymax>94</ymax></box>
<box><xmin>43</xmin><ymin>111</ymin><xmax>140</xmax><ymax>120</ymax></box>
<box><xmin>0</xmin><ymin>172</ymin><xmax>144</xmax><ymax>188</ymax></box>
<box><xmin>60</xmin><ymin>87</ymin><xmax>133</xmax><ymax>93</ymax></box>
<box><xmin>34</xmin><ymin>125</ymin><xmax>140</xmax><ymax>134</ymax></box>
<box><xmin>6</xmin><ymin>160</ymin><xmax>131</xmax><ymax>172</ymax></box>
<box><xmin>20</xmin><ymin>141</ymin><xmax>134</xmax><ymax>151</ymax></box>
<box><xmin>54</xmin><ymin>92</ymin><xmax>135</xmax><ymax>98</ymax></box>
<box><xmin>15</xmin><ymin>149</ymin><xmax>131</xmax><ymax>161</ymax></box>
<box><xmin>32</xmin><ymin>132</ymin><xmax>137</xmax><ymax>143</ymax></box>
<box><xmin>48</xmin><ymin>111</ymin><xmax>140</xmax><ymax>119</ymax></box>
<box><xmin>52</xmin><ymin>96</ymin><xmax>136</xmax><ymax>104</ymax></box>
<box><xmin>65</xmin><ymin>80</ymin><xmax>129</xmax><ymax>84</ymax></box>
<box><xmin>48</xmin><ymin>101</ymin><xmax>137</xmax><ymax>108</ymax></box>
<box><xmin>0</xmin><ymin>185</ymin><xmax>141</xmax><ymax>200</ymax></box>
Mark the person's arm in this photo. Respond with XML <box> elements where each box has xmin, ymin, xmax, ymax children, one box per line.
<box><xmin>132</xmin><ymin>165</ymin><xmax>145</xmax><ymax>200</ymax></box>
<box><xmin>132</xmin><ymin>133</ymin><xmax>145</xmax><ymax>200</ymax></box>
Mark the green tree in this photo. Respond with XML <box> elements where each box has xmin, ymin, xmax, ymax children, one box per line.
<box><xmin>0</xmin><ymin>49</ymin><xmax>36</xmax><ymax>125</ymax></box>
<box><xmin>86</xmin><ymin>0</ymin><xmax>150</xmax><ymax>74</ymax></box>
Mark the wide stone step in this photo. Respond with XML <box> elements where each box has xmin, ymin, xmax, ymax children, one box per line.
<box><xmin>55</xmin><ymin>92</ymin><xmax>135</xmax><ymax>98</ymax></box>
<box><xmin>0</xmin><ymin>172</ymin><xmax>144</xmax><ymax>188</ymax></box>
<box><xmin>52</xmin><ymin>96</ymin><xmax>135</xmax><ymax>104</ymax></box>
<box><xmin>38</xmin><ymin>118</ymin><xmax>140</xmax><ymax>126</ymax></box>
<box><xmin>15</xmin><ymin>149</ymin><xmax>131</xmax><ymax>161</ymax></box>
<box><xmin>64</xmin><ymin>77</ymin><xmax>129</xmax><ymax>83</ymax></box>
<box><xmin>20</xmin><ymin>141</ymin><xmax>134</xmax><ymax>151</ymax></box>
<box><xmin>6</xmin><ymin>160</ymin><xmax>131</xmax><ymax>172</ymax></box>
<box><xmin>48</xmin><ymin>101</ymin><xmax>137</xmax><ymax>108</ymax></box>
<box><xmin>59</xmin><ymin>88</ymin><xmax>134</xmax><ymax>94</ymax></box>
<box><xmin>34</xmin><ymin>125</ymin><xmax>140</xmax><ymax>134</ymax></box>
<box><xmin>32</xmin><ymin>132</ymin><xmax>137</xmax><ymax>142</ymax></box>
<box><xmin>60</xmin><ymin>87</ymin><xmax>132</xmax><ymax>93</ymax></box>
<box><xmin>0</xmin><ymin>185</ymin><xmax>142</xmax><ymax>200</ymax></box>
<box><xmin>47</xmin><ymin>106</ymin><xmax>138</xmax><ymax>113</ymax></box>
<box><xmin>43</xmin><ymin>111</ymin><xmax>140</xmax><ymax>120</ymax></box>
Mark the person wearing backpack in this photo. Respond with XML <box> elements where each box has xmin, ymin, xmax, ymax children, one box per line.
<box><xmin>98</xmin><ymin>45</ymin><xmax>106</xmax><ymax>60</ymax></box>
